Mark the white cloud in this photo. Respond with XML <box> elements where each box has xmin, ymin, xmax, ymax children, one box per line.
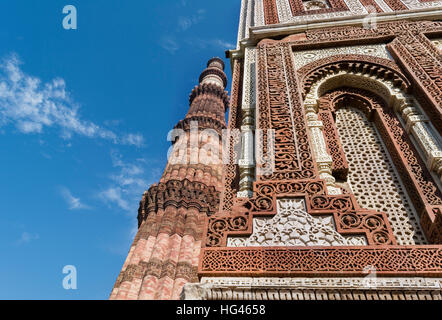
<box><xmin>185</xmin><ymin>38</ymin><xmax>235</xmax><ymax>50</ymax></box>
<box><xmin>0</xmin><ymin>55</ymin><xmax>144</xmax><ymax>147</ymax></box>
<box><xmin>178</xmin><ymin>17</ymin><xmax>193</xmax><ymax>31</ymax></box>
<box><xmin>17</xmin><ymin>232</ymin><xmax>40</xmax><ymax>245</ymax></box>
<box><xmin>60</xmin><ymin>187</ymin><xmax>91</xmax><ymax>210</ymax></box>
<box><xmin>99</xmin><ymin>187</ymin><xmax>130</xmax><ymax>211</ymax></box>
<box><xmin>210</xmin><ymin>39</ymin><xmax>236</xmax><ymax>50</ymax></box>
<box><xmin>161</xmin><ymin>8</ymin><xmax>235</xmax><ymax>54</ymax></box>
<box><xmin>160</xmin><ymin>36</ymin><xmax>180</xmax><ymax>54</ymax></box>
<box><xmin>161</xmin><ymin>36</ymin><xmax>234</xmax><ymax>54</ymax></box>
<box><xmin>178</xmin><ymin>9</ymin><xmax>206</xmax><ymax>31</ymax></box>
<box><xmin>122</xmin><ymin>133</ymin><xmax>144</xmax><ymax>148</ymax></box>
<box><xmin>99</xmin><ymin>151</ymin><xmax>155</xmax><ymax>213</ymax></box>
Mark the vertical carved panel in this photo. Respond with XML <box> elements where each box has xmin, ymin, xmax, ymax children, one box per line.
<box><xmin>220</xmin><ymin>60</ymin><xmax>243</xmax><ymax>213</ymax></box>
<box><xmin>257</xmin><ymin>43</ymin><xmax>317</xmax><ymax>181</ymax></box>
<box><xmin>388</xmin><ymin>36</ymin><xmax>442</xmax><ymax>135</ymax></box>
<box><xmin>263</xmin><ymin>0</ymin><xmax>280</xmax><ymax>25</ymax></box>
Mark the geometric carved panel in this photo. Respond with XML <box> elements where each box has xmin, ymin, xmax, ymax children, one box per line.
<box><xmin>336</xmin><ymin>107</ymin><xmax>427</xmax><ymax>245</ymax></box>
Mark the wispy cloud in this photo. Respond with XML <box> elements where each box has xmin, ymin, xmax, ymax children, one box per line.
<box><xmin>160</xmin><ymin>36</ymin><xmax>180</xmax><ymax>54</ymax></box>
<box><xmin>99</xmin><ymin>151</ymin><xmax>158</xmax><ymax>213</ymax></box>
<box><xmin>121</xmin><ymin>133</ymin><xmax>144</xmax><ymax>147</ymax></box>
<box><xmin>100</xmin><ymin>187</ymin><xmax>131</xmax><ymax>211</ymax></box>
<box><xmin>17</xmin><ymin>232</ymin><xmax>40</xmax><ymax>245</ymax></box>
<box><xmin>60</xmin><ymin>187</ymin><xmax>91</xmax><ymax>210</ymax></box>
<box><xmin>161</xmin><ymin>36</ymin><xmax>234</xmax><ymax>55</ymax></box>
<box><xmin>160</xmin><ymin>7</ymin><xmax>234</xmax><ymax>54</ymax></box>
<box><xmin>0</xmin><ymin>55</ymin><xmax>144</xmax><ymax>147</ymax></box>
<box><xmin>186</xmin><ymin>38</ymin><xmax>235</xmax><ymax>50</ymax></box>
<box><xmin>177</xmin><ymin>9</ymin><xmax>206</xmax><ymax>31</ymax></box>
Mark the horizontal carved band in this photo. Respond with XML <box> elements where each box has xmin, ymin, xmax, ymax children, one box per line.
<box><xmin>187</xmin><ymin>277</ymin><xmax>442</xmax><ymax>300</ymax></box>
<box><xmin>199</xmin><ymin>68</ymin><xmax>228</xmax><ymax>88</ymax></box>
<box><xmin>114</xmin><ymin>260</ymin><xmax>197</xmax><ymax>289</ymax></box>
<box><xmin>189</xmin><ymin>83</ymin><xmax>229</xmax><ymax>111</ymax></box>
<box><xmin>199</xmin><ymin>246</ymin><xmax>442</xmax><ymax>277</ymax></box>
<box><xmin>138</xmin><ymin>179</ymin><xmax>220</xmax><ymax>226</ymax></box>
<box><xmin>174</xmin><ymin>116</ymin><xmax>226</xmax><ymax>135</ymax></box>
<box><xmin>198</xmin><ymin>288</ymin><xmax>441</xmax><ymax>301</ymax></box>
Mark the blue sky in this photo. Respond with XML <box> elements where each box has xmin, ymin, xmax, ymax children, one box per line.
<box><xmin>0</xmin><ymin>0</ymin><xmax>238</xmax><ymax>299</ymax></box>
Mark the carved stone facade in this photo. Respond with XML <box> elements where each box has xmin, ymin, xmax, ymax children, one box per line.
<box><xmin>199</xmin><ymin>16</ymin><xmax>442</xmax><ymax>299</ymax></box>
<box><xmin>111</xmin><ymin>1</ymin><xmax>442</xmax><ymax>300</ymax></box>
<box><xmin>236</xmin><ymin>0</ymin><xmax>442</xmax><ymax>41</ymax></box>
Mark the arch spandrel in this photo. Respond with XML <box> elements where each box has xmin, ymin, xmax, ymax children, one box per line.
<box><xmin>297</xmin><ymin>54</ymin><xmax>411</xmax><ymax>98</ymax></box>
<box><xmin>313</xmin><ymin>73</ymin><xmax>394</xmax><ymax>105</ymax></box>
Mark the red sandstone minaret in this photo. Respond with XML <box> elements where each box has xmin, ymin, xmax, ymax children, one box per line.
<box><xmin>110</xmin><ymin>58</ymin><xmax>229</xmax><ymax>300</ymax></box>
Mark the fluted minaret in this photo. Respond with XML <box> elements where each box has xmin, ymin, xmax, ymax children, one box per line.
<box><xmin>110</xmin><ymin>58</ymin><xmax>229</xmax><ymax>300</ymax></box>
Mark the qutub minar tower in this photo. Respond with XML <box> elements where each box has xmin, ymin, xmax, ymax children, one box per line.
<box><xmin>111</xmin><ymin>0</ymin><xmax>442</xmax><ymax>300</ymax></box>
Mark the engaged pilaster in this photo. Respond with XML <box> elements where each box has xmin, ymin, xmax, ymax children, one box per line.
<box><xmin>237</xmin><ymin>47</ymin><xmax>257</xmax><ymax>198</ymax></box>
<box><xmin>394</xmin><ymin>95</ymin><xmax>442</xmax><ymax>182</ymax></box>
<box><xmin>304</xmin><ymin>100</ymin><xmax>341</xmax><ymax>195</ymax></box>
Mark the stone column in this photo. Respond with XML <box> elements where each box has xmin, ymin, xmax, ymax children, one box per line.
<box><xmin>237</xmin><ymin>107</ymin><xmax>255</xmax><ymax>198</ymax></box>
<box><xmin>237</xmin><ymin>47</ymin><xmax>257</xmax><ymax>198</ymax></box>
<box><xmin>394</xmin><ymin>95</ymin><xmax>442</xmax><ymax>182</ymax></box>
<box><xmin>304</xmin><ymin>99</ymin><xmax>341</xmax><ymax>195</ymax></box>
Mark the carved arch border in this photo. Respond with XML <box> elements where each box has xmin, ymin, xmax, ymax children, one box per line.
<box><xmin>299</xmin><ymin>55</ymin><xmax>442</xmax><ymax>244</ymax></box>
<box><xmin>320</xmin><ymin>87</ymin><xmax>442</xmax><ymax>240</ymax></box>
<box><xmin>297</xmin><ymin>54</ymin><xmax>411</xmax><ymax>98</ymax></box>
